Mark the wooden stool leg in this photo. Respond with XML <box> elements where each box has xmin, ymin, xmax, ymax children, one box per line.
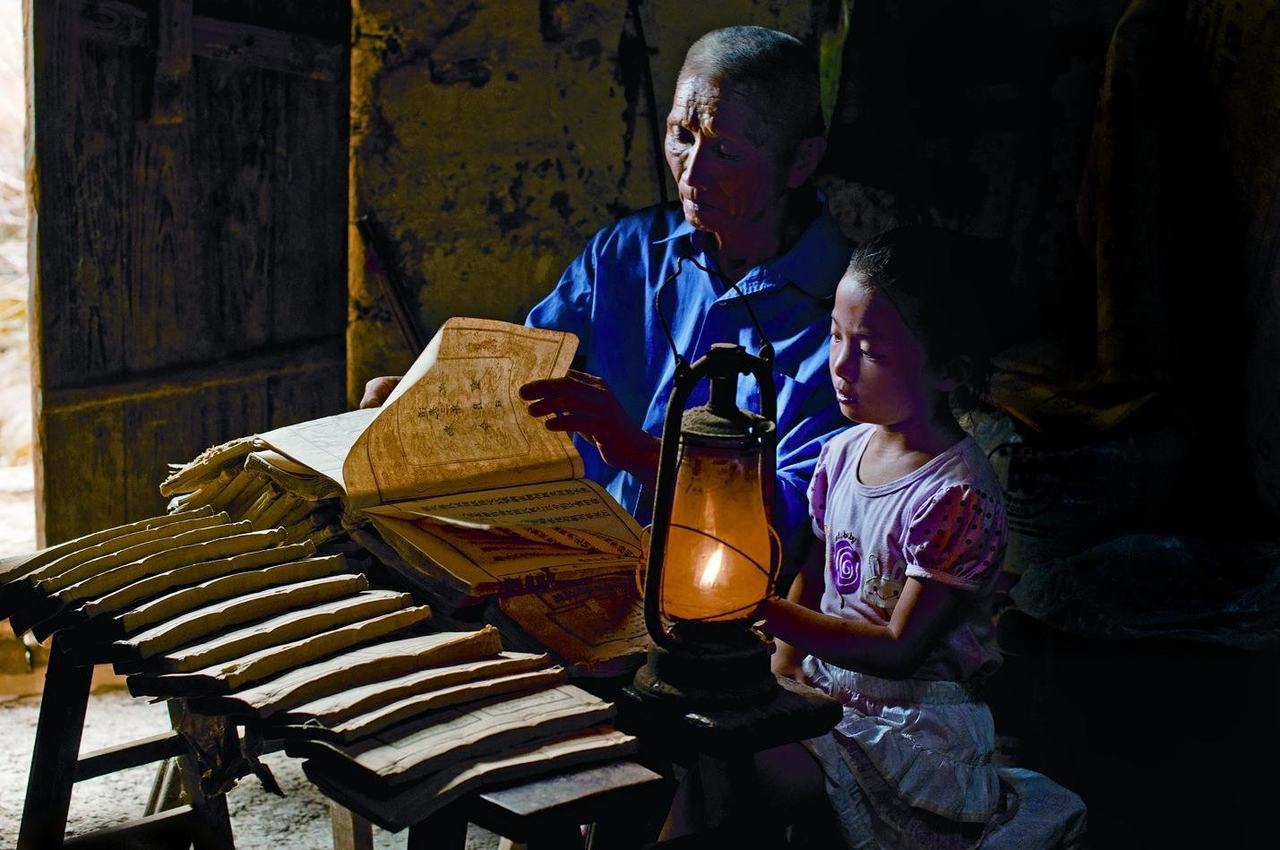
<box><xmin>168</xmin><ymin>699</ymin><xmax>236</xmax><ymax>850</ymax></box>
<box><xmin>330</xmin><ymin>801</ymin><xmax>373</xmax><ymax>850</ymax></box>
<box><xmin>17</xmin><ymin>637</ymin><xmax>92</xmax><ymax>850</ymax></box>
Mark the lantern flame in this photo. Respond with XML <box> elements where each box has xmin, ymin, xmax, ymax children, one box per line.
<box><xmin>697</xmin><ymin>546</ymin><xmax>725</xmax><ymax>591</ymax></box>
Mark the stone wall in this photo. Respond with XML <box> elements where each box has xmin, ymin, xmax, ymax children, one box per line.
<box><xmin>347</xmin><ymin>0</ymin><xmax>813</xmax><ymax>400</ymax></box>
<box><xmin>346</xmin><ymin>0</ymin><xmax>1138</xmax><ymax>403</ymax></box>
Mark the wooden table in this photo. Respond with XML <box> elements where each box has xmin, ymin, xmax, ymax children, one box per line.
<box><xmin>313</xmin><ymin>757</ymin><xmax>670</xmax><ymax>850</ymax></box>
<box><xmin>613</xmin><ymin>675</ymin><xmax>842</xmax><ymax>848</ymax></box>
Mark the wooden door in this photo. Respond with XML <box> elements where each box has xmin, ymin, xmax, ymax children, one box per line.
<box><xmin>27</xmin><ymin>0</ymin><xmax>350</xmax><ymax>544</ymax></box>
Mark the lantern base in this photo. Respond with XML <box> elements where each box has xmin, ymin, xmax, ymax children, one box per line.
<box><xmin>632</xmin><ymin>622</ymin><xmax>777</xmax><ymax>708</ymax></box>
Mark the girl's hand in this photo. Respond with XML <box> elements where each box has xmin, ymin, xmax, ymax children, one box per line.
<box><xmin>771</xmin><ymin>651</ymin><xmax>806</xmax><ymax>682</ymax></box>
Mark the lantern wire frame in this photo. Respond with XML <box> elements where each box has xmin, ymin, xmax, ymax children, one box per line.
<box><xmin>636</xmin><ymin>522</ymin><xmax>783</xmax><ymax>626</ymax></box>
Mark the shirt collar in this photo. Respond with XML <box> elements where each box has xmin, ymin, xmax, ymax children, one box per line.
<box><xmin>651</xmin><ymin>194</ymin><xmax>848</xmax><ymax>298</ymax></box>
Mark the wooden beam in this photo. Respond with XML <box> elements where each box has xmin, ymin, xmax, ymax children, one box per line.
<box><xmin>75</xmin><ymin>0</ymin><xmax>345</xmax><ymax>81</ymax></box>
<box><xmin>193</xmin><ymin>15</ymin><xmax>347</xmax><ymax>82</ymax></box>
<box><xmin>151</xmin><ymin>0</ymin><xmax>192</xmax><ymax>124</ymax></box>
<box><xmin>77</xmin><ymin>0</ymin><xmax>148</xmax><ymax>47</ymax></box>
<box><xmin>61</xmin><ymin>806</ymin><xmax>198</xmax><ymax>849</ymax></box>
<box><xmin>43</xmin><ymin>336</ymin><xmax>344</xmax><ymax>414</ymax></box>
<box><xmin>16</xmin><ymin>641</ymin><xmax>93</xmax><ymax>850</ymax></box>
<box><xmin>73</xmin><ymin>730</ymin><xmax>187</xmax><ymax>781</ymax></box>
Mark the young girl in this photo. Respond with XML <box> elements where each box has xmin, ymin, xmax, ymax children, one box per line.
<box><xmin>759</xmin><ymin>225</ymin><xmax>1012</xmax><ymax>849</ymax></box>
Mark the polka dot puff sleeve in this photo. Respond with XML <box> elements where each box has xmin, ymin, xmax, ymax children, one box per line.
<box><xmin>807</xmin><ymin>440</ymin><xmax>833</xmax><ymax>539</ymax></box>
<box><xmin>902</xmin><ymin>484</ymin><xmax>1006</xmax><ymax>591</ymax></box>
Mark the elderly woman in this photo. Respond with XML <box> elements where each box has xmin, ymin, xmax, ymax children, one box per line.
<box><xmin>364</xmin><ymin>26</ymin><xmax>849</xmax><ymax>572</ymax></box>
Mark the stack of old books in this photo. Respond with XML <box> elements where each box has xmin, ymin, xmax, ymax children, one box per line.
<box><xmin>0</xmin><ymin>318</ymin><xmax>655</xmax><ymax>822</ymax></box>
<box><xmin>0</xmin><ymin>512</ymin><xmax>635</xmax><ymax>822</ymax></box>
<box><xmin>161</xmin><ymin>317</ymin><xmax>652</xmax><ymax>672</ymax></box>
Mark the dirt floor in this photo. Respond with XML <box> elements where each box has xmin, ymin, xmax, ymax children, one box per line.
<box><xmin>0</xmin><ymin>688</ymin><xmax>503</xmax><ymax>848</ymax></box>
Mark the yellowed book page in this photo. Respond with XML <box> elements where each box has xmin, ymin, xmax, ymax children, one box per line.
<box><xmin>256</xmin><ymin>408</ymin><xmax>379</xmax><ymax>492</ymax></box>
<box><xmin>329</xmin><ymin>667</ymin><xmax>568</xmax><ymax>742</ymax></box>
<box><xmin>339</xmin><ymin>684</ymin><xmax>616</xmax><ymax>784</ymax></box>
<box><xmin>401</xmin><ymin>727</ymin><xmax>639</xmax><ymax>817</ymax></box>
<box><xmin>363</xmin><ymin>479</ymin><xmax>642</xmax><ymax>595</ymax></box>
<box><xmin>497</xmin><ymin>573</ymin><xmax>648</xmax><ymax>677</ymax></box>
<box><xmin>343</xmin><ymin>318</ymin><xmax>580</xmax><ymax>509</ymax></box>
<box><xmin>283</xmin><ymin>651</ymin><xmax>548</xmax><ymax>727</ymax></box>
<box><xmin>302</xmin><ymin>727</ymin><xmax>640</xmax><ymax>830</ymax></box>
<box><xmin>371</xmin><ymin>478</ymin><xmax>642</xmax><ymax>540</ymax></box>
<box><xmin>212</xmin><ymin>628</ymin><xmax>506</xmax><ymax>719</ymax></box>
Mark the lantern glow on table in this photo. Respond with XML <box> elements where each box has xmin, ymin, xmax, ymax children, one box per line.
<box><xmin>633</xmin><ymin>342</ymin><xmax>782</xmax><ymax>707</ymax></box>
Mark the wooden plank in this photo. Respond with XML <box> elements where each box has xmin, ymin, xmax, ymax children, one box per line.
<box><xmin>76</xmin><ymin>0</ymin><xmax>148</xmax><ymax>47</ymax></box>
<box><xmin>303</xmin><ymin>729</ymin><xmax>640</xmax><ymax>833</ymax></box>
<box><xmin>474</xmin><ymin>760</ymin><xmax>667</xmax><ymax>840</ymax></box>
<box><xmin>150</xmin><ymin>0</ymin><xmax>193</xmax><ymax>124</ymax></box>
<box><xmin>166</xmin><ymin>700</ymin><xmax>236</xmax><ymax>850</ymax></box>
<box><xmin>190</xmin><ymin>63</ymin><xmax>347</xmax><ymax>351</ymax></box>
<box><xmin>31</xmin><ymin>0</ymin><xmax>349</xmax><ymax>545</ymax></box>
<box><xmin>330</xmin><ymin>801</ymin><xmax>374</xmax><ymax>850</ymax></box>
<box><xmin>60</xmin><ymin>806</ymin><xmax>198</xmax><ymax>849</ymax></box>
<box><xmin>38</xmin><ymin>404</ymin><xmax>127</xmax><ymax>548</ymax></box>
<box><xmin>195</xmin><ymin>0</ymin><xmax>349</xmax><ymax>42</ymax></box>
<box><xmin>111</xmin><ymin>573</ymin><xmax>371</xmax><ymax>661</ymax></box>
<box><xmin>31</xmin><ymin>1</ymin><xmax>134</xmax><ymax>387</ymax></box>
<box><xmin>16</xmin><ymin>637</ymin><xmax>93</xmax><ymax>849</ymax></box>
<box><xmin>193</xmin><ymin>16</ymin><xmax>345</xmax><ymax>81</ymax></box>
<box><xmin>39</xmin><ymin>345</ymin><xmax>343</xmax><ymax>545</ymax></box>
<box><xmin>201</xmin><ymin>628</ymin><xmax>507</xmax><ymax>719</ymax></box>
<box><xmin>291</xmin><ymin>686</ymin><xmax>617</xmax><ymax>787</ymax></box>
<box><xmin>280</xmin><ymin>652</ymin><xmax>550</xmax><ymax>730</ymax></box>
<box><xmin>73</xmin><ymin>731</ymin><xmax>186</xmax><ymax>781</ymax></box>
<box><xmin>127</xmin><ymin>603</ymin><xmax>431</xmax><ymax>694</ymax></box>
<box><xmin>42</xmin><ymin>338</ymin><xmax>344</xmax><ymax>414</ymax></box>
<box><xmin>269</xmin><ymin>69</ymin><xmax>350</xmax><ymax>335</ymax></box>
<box><xmin>128</xmin><ymin>118</ymin><xmax>204</xmax><ymax>371</ymax></box>
<box><xmin>75</xmin><ymin>1</ymin><xmax>346</xmax><ymax>80</ymax></box>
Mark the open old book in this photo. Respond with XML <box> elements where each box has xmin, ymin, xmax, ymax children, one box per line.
<box><xmin>250</xmin><ymin>318</ymin><xmax>643</xmax><ymax>598</ymax></box>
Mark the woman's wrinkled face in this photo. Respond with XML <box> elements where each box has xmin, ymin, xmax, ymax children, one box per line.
<box><xmin>664</xmin><ymin>72</ymin><xmax>794</xmax><ymax>240</ymax></box>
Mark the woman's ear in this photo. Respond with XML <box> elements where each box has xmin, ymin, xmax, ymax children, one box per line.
<box><xmin>786</xmin><ymin>136</ymin><xmax>827</xmax><ymax>189</ymax></box>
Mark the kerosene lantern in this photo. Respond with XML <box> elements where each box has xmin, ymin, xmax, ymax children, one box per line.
<box><xmin>633</xmin><ymin>342</ymin><xmax>781</xmax><ymax>707</ymax></box>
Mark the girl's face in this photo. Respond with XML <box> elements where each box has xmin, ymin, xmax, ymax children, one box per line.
<box><xmin>828</xmin><ymin>274</ymin><xmax>945</xmax><ymax>428</ymax></box>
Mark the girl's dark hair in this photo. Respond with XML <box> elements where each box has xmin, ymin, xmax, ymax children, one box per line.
<box><xmin>846</xmin><ymin>225</ymin><xmax>1012</xmax><ymax>411</ymax></box>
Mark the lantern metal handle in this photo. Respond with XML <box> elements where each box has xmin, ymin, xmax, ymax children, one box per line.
<box><xmin>643</xmin><ymin>343</ymin><xmax>777</xmax><ymax>650</ymax></box>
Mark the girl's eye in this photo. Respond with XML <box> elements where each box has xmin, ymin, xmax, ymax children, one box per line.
<box><xmin>716</xmin><ymin>141</ymin><xmax>742</xmax><ymax>159</ymax></box>
<box><xmin>861</xmin><ymin>349</ymin><xmax>883</xmax><ymax>362</ymax></box>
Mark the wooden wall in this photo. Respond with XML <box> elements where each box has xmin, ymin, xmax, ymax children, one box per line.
<box><xmin>28</xmin><ymin>0</ymin><xmax>351</xmax><ymax>544</ymax></box>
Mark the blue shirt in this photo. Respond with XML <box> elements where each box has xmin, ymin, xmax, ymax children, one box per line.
<box><xmin>527</xmin><ymin>200</ymin><xmax>852</xmax><ymax>570</ymax></box>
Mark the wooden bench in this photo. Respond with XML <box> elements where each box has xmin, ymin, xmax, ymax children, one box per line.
<box><xmin>16</xmin><ymin>637</ymin><xmax>235</xmax><ymax>850</ymax></box>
